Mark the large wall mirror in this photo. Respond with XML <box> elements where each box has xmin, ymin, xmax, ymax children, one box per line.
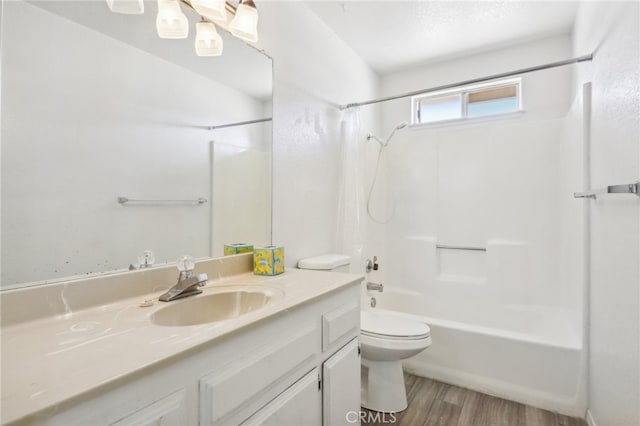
<box><xmin>1</xmin><ymin>0</ymin><xmax>273</xmax><ymax>288</ymax></box>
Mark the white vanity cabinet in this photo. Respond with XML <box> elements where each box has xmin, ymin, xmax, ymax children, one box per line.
<box><xmin>15</xmin><ymin>283</ymin><xmax>360</xmax><ymax>426</ymax></box>
<box><xmin>322</xmin><ymin>339</ymin><xmax>361</xmax><ymax>426</ymax></box>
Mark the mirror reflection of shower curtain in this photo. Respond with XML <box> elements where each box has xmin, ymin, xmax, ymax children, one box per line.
<box><xmin>336</xmin><ymin>107</ymin><xmax>366</xmax><ymax>269</ymax></box>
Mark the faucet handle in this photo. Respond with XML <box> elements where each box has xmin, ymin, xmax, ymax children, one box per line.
<box><xmin>137</xmin><ymin>250</ymin><xmax>155</xmax><ymax>268</ymax></box>
<box><xmin>365</xmin><ymin>256</ymin><xmax>379</xmax><ymax>273</ymax></box>
<box><xmin>177</xmin><ymin>255</ymin><xmax>195</xmax><ymax>276</ymax></box>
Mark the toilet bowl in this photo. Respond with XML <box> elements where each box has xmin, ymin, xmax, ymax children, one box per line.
<box><xmin>297</xmin><ymin>254</ymin><xmax>432</xmax><ymax>413</ymax></box>
<box><xmin>360</xmin><ymin>310</ymin><xmax>431</xmax><ymax>413</ymax></box>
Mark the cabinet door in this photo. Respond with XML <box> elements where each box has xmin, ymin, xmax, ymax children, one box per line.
<box><xmin>322</xmin><ymin>338</ymin><xmax>360</xmax><ymax>426</ymax></box>
<box><xmin>241</xmin><ymin>369</ymin><xmax>321</xmax><ymax>426</ymax></box>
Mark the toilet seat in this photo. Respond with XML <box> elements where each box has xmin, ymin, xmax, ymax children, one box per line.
<box><xmin>361</xmin><ymin>310</ymin><xmax>431</xmax><ymax>341</ymax></box>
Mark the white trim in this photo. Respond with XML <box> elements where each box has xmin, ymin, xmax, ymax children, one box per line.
<box><xmin>586</xmin><ymin>409</ymin><xmax>597</xmax><ymax>426</ymax></box>
<box><xmin>413</xmin><ymin>77</ymin><xmax>522</xmax><ymax>101</ymax></box>
<box><xmin>409</xmin><ymin>110</ymin><xmax>525</xmax><ymax>130</ymax></box>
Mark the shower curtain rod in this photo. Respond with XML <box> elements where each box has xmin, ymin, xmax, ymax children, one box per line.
<box><xmin>340</xmin><ymin>54</ymin><xmax>594</xmax><ymax>110</ymax></box>
<box><xmin>208</xmin><ymin>117</ymin><xmax>272</xmax><ymax>130</ymax></box>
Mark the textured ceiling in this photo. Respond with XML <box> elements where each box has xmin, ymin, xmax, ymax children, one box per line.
<box><xmin>306</xmin><ymin>1</ymin><xmax>579</xmax><ymax>75</ymax></box>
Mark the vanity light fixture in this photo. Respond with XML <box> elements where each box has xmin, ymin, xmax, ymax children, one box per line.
<box><xmin>229</xmin><ymin>0</ymin><xmax>258</xmax><ymax>43</ymax></box>
<box><xmin>191</xmin><ymin>0</ymin><xmax>227</xmax><ymax>23</ymax></box>
<box><xmin>106</xmin><ymin>0</ymin><xmax>144</xmax><ymax>14</ymax></box>
<box><xmin>195</xmin><ymin>20</ymin><xmax>223</xmax><ymax>56</ymax></box>
<box><xmin>156</xmin><ymin>0</ymin><xmax>189</xmax><ymax>39</ymax></box>
<box><xmin>107</xmin><ymin>0</ymin><xmax>259</xmax><ymax>56</ymax></box>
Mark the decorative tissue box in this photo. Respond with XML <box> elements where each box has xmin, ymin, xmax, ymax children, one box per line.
<box><xmin>224</xmin><ymin>243</ymin><xmax>254</xmax><ymax>256</ymax></box>
<box><xmin>253</xmin><ymin>246</ymin><xmax>285</xmax><ymax>276</ymax></box>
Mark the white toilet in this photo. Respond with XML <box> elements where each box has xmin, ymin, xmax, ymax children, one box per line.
<box><xmin>297</xmin><ymin>254</ymin><xmax>432</xmax><ymax>413</ymax></box>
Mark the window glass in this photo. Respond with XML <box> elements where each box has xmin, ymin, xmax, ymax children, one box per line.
<box><xmin>467</xmin><ymin>86</ymin><xmax>518</xmax><ymax>117</ymax></box>
<box><xmin>418</xmin><ymin>94</ymin><xmax>462</xmax><ymax>123</ymax></box>
<box><xmin>468</xmin><ymin>97</ymin><xmax>518</xmax><ymax>117</ymax></box>
<box><xmin>411</xmin><ymin>78</ymin><xmax>521</xmax><ymax>125</ymax></box>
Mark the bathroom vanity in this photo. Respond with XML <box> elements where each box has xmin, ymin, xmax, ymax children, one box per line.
<box><xmin>0</xmin><ymin>254</ymin><xmax>362</xmax><ymax>425</ymax></box>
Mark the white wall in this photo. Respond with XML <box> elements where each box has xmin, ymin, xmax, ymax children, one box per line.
<box><xmin>1</xmin><ymin>1</ymin><xmax>268</xmax><ymax>285</ymax></box>
<box><xmin>255</xmin><ymin>1</ymin><xmax>380</xmax><ymax>268</ymax></box>
<box><xmin>573</xmin><ymin>2</ymin><xmax>640</xmax><ymax>425</ymax></box>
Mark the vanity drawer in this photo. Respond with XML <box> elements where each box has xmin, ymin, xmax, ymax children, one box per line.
<box><xmin>199</xmin><ymin>323</ymin><xmax>319</xmax><ymax>425</ymax></box>
<box><xmin>322</xmin><ymin>302</ymin><xmax>359</xmax><ymax>352</ymax></box>
<box><xmin>111</xmin><ymin>389</ymin><xmax>188</xmax><ymax>426</ymax></box>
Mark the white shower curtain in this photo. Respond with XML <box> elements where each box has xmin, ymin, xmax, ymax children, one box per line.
<box><xmin>335</xmin><ymin>107</ymin><xmax>366</xmax><ymax>272</ymax></box>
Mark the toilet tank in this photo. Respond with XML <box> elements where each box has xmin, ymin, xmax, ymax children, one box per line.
<box><xmin>297</xmin><ymin>254</ymin><xmax>351</xmax><ymax>273</ymax></box>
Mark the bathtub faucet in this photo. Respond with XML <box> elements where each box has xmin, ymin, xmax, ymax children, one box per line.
<box><xmin>366</xmin><ymin>282</ymin><xmax>384</xmax><ymax>292</ymax></box>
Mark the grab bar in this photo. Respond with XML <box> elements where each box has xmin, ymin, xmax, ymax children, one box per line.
<box><xmin>436</xmin><ymin>244</ymin><xmax>486</xmax><ymax>252</ymax></box>
<box><xmin>573</xmin><ymin>181</ymin><xmax>639</xmax><ymax>199</ymax></box>
<box><xmin>118</xmin><ymin>197</ymin><xmax>208</xmax><ymax>205</ymax></box>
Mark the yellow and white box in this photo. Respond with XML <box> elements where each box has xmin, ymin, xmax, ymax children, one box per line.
<box><xmin>253</xmin><ymin>246</ymin><xmax>285</xmax><ymax>276</ymax></box>
<box><xmin>224</xmin><ymin>243</ymin><xmax>254</xmax><ymax>256</ymax></box>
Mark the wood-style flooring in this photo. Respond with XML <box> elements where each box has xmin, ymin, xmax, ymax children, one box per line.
<box><xmin>362</xmin><ymin>374</ymin><xmax>587</xmax><ymax>426</ymax></box>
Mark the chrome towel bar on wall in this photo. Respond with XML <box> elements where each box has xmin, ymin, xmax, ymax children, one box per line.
<box><xmin>573</xmin><ymin>181</ymin><xmax>639</xmax><ymax>199</ymax></box>
<box><xmin>117</xmin><ymin>197</ymin><xmax>208</xmax><ymax>205</ymax></box>
<box><xmin>436</xmin><ymin>244</ymin><xmax>487</xmax><ymax>252</ymax></box>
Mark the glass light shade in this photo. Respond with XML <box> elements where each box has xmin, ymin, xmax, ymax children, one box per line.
<box><xmin>191</xmin><ymin>0</ymin><xmax>227</xmax><ymax>23</ymax></box>
<box><xmin>156</xmin><ymin>0</ymin><xmax>189</xmax><ymax>39</ymax></box>
<box><xmin>106</xmin><ymin>0</ymin><xmax>144</xmax><ymax>14</ymax></box>
<box><xmin>195</xmin><ymin>22</ymin><xmax>223</xmax><ymax>57</ymax></box>
<box><xmin>229</xmin><ymin>0</ymin><xmax>258</xmax><ymax>43</ymax></box>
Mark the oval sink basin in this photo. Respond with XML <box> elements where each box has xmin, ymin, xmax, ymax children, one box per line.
<box><xmin>150</xmin><ymin>286</ymin><xmax>284</xmax><ymax>327</ymax></box>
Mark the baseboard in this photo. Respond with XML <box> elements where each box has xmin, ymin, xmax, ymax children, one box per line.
<box><xmin>586</xmin><ymin>409</ymin><xmax>597</xmax><ymax>426</ymax></box>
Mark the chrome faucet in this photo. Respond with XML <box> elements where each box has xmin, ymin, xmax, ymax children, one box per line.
<box><xmin>366</xmin><ymin>281</ymin><xmax>384</xmax><ymax>292</ymax></box>
<box><xmin>159</xmin><ymin>255</ymin><xmax>208</xmax><ymax>302</ymax></box>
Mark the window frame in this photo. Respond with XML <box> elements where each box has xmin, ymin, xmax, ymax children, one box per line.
<box><xmin>411</xmin><ymin>77</ymin><xmax>523</xmax><ymax>127</ymax></box>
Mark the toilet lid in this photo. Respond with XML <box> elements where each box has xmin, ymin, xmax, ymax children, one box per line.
<box><xmin>361</xmin><ymin>310</ymin><xmax>431</xmax><ymax>340</ymax></box>
<box><xmin>297</xmin><ymin>254</ymin><xmax>350</xmax><ymax>270</ymax></box>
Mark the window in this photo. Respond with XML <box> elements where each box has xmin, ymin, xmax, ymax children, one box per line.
<box><xmin>411</xmin><ymin>78</ymin><xmax>521</xmax><ymax>125</ymax></box>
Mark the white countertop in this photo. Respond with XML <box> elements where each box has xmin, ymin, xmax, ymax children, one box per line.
<box><xmin>0</xmin><ymin>269</ymin><xmax>363</xmax><ymax>424</ymax></box>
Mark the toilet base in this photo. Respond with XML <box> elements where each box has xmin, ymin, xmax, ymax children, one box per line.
<box><xmin>361</xmin><ymin>358</ymin><xmax>407</xmax><ymax>413</ymax></box>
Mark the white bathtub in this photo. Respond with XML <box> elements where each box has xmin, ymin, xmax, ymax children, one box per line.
<box><xmin>368</xmin><ymin>287</ymin><xmax>587</xmax><ymax>417</ymax></box>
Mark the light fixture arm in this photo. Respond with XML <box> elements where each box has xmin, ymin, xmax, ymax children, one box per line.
<box><xmin>179</xmin><ymin>0</ymin><xmax>237</xmax><ymax>19</ymax></box>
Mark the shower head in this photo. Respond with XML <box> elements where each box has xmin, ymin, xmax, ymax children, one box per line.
<box><xmin>384</xmin><ymin>121</ymin><xmax>409</xmax><ymax>146</ymax></box>
<box><xmin>367</xmin><ymin>121</ymin><xmax>409</xmax><ymax>147</ymax></box>
<box><xmin>367</xmin><ymin>121</ymin><xmax>409</xmax><ymax>148</ymax></box>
